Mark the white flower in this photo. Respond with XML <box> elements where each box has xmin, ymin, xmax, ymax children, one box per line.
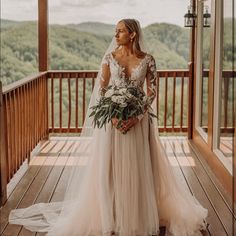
<box><xmin>119</xmin><ymin>102</ymin><xmax>127</xmax><ymax>108</ymax></box>
<box><xmin>126</xmin><ymin>92</ymin><xmax>134</xmax><ymax>99</ymax></box>
<box><xmin>119</xmin><ymin>88</ymin><xmax>127</xmax><ymax>94</ymax></box>
<box><xmin>105</xmin><ymin>89</ymin><xmax>114</xmax><ymax>97</ymax></box>
<box><xmin>111</xmin><ymin>95</ymin><xmax>123</xmax><ymax>103</ymax></box>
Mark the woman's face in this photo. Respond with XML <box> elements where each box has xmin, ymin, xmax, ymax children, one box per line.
<box><xmin>115</xmin><ymin>21</ymin><xmax>132</xmax><ymax>46</ymax></box>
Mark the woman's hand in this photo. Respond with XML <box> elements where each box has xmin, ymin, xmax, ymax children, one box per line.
<box><xmin>111</xmin><ymin>118</ymin><xmax>124</xmax><ymax>133</ymax></box>
<box><xmin>112</xmin><ymin>117</ymin><xmax>139</xmax><ymax>134</ymax></box>
<box><xmin>122</xmin><ymin>117</ymin><xmax>139</xmax><ymax>133</ymax></box>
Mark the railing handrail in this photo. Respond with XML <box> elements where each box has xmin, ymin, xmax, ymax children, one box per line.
<box><xmin>2</xmin><ymin>69</ymin><xmax>234</xmax><ymax>95</ymax></box>
<box><xmin>0</xmin><ymin>81</ymin><xmax>7</xmax><ymax>205</ymax></box>
<box><xmin>2</xmin><ymin>72</ymin><xmax>47</xmax><ymax>94</ymax></box>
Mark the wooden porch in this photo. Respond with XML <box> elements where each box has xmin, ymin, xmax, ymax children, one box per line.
<box><xmin>0</xmin><ymin>136</ymin><xmax>234</xmax><ymax>236</ymax></box>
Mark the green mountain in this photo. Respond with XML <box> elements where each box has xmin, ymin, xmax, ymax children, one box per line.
<box><xmin>1</xmin><ymin>19</ymin><xmax>25</xmax><ymax>29</ymax></box>
<box><xmin>1</xmin><ymin>20</ymin><xmax>192</xmax><ymax>86</ymax></box>
<box><xmin>66</xmin><ymin>22</ymin><xmax>116</xmax><ymax>36</ymax></box>
<box><xmin>1</xmin><ymin>19</ymin><xmax>188</xmax><ymax>85</ymax></box>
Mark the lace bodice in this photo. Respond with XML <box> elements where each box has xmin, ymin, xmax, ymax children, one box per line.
<box><xmin>100</xmin><ymin>52</ymin><xmax>157</xmax><ymax>103</ymax></box>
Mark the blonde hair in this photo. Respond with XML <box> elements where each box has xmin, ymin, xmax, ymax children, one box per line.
<box><xmin>119</xmin><ymin>19</ymin><xmax>144</xmax><ymax>57</ymax></box>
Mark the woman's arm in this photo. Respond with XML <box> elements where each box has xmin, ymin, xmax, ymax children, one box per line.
<box><xmin>146</xmin><ymin>55</ymin><xmax>157</xmax><ymax>104</ymax></box>
<box><xmin>136</xmin><ymin>55</ymin><xmax>157</xmax><ymax>122</ymax></box>
<box><xmin>99</xmin><ymin>59</ymin><xmax>111</xmax><ymax>96</ymax></box>
<box><xmin>99</xmin><ymin>56</ymin><xmax>124</xmax><ymax>132</ymax></box>
<box><xmin>122</xmin><ymin>55</ymin><xmax>157</xmax><ymax>132</ymax></box>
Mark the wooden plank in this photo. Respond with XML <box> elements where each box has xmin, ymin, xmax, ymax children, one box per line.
<box><xmin>160</xmin><ymin>137</ymin><xmax>191</xmax><ymax>192</ymax></box>
<box><xmin>164</xmin><ymin>75</ymin><xmax>168</xmax><ymax>131</ymax></box>
<box><xmin>1</xmin><ymin>137</ymin><xmax>233</xmax><ymax>235</ymax></box>
<box><xmin>50</xmin><ymin>77</ymin><xmax>54</xmax><ymax>132</ymax></box>
<box><xmin>36</xmin><ymin>79</ymin><xmax>39</xmax><ymax>143</ymax></box>
<box><xmin>75</xmin><ymin>77</ymin><xmax>79</xmax><ymax>131</ymax></box>
<box><xmin>9</xmin><ymin>91</ymin><xmax>16</xmax><ymax>177</ymax></box>
<box><xmin>0</xmin><ymin>81</ymin><xmax>7</xmax><ymax>205</ymax></box>
<box><xmin>44</xmin><ymin>76</ymin><xmax>49</xmax><ymax>139</ymax></box>
<box><xmin>59</xmin><ymin>75</ymin><xmax>62</xmax><ymax>132</ymax></box>
<box><xmin>178</xmin><ymin>138</ymin><xmax>233</xmax><ymax>234</ymax></box>
<box><xmin>47</xmin><ymin>70</ymin><xmax>188</xmax><ymax>79</ymax></box>
<box><xmin>4</xmin><ymin>94</ymin><xmax>11</xmax><ymax>182</ymax></box>
<box><xmin>2</xmin><ymin>141</ymin><xmax>67</xmax><ymax>236</ymax></box>
<box><xmin>38</xmin><ymin>0</ymin><xmax>48</xmax><ymax>71</ymax></box>
<box><xmin>19</xmin><ymin>142</ymin><xmax>75</xmax><ymax>236</ymax></box>
<box><xmin>0</xmin><ymin>141</ymin><xmax>55</xmax><ymax>234</ymax></box>
<box><xmin>26</xmin><ymin>83</ymin><xmax>30</xmax><ymax>161</ymax></box>
<box><xmin>48</xmin><ymin>126</ymin><xmax>189</xmax><ymax>134</ymax></box>
<box><xmin>162</xmin><ymin>137</ymin><xmax>211</xmax><ymax>236</ymax></box>
<box><xmin>18</xmin><ymin>87</ymin><xmax>23</xmax><ymax>166</ymax></box>
<box><xmin>168</xmin><ymin>137</ymin><xmax>229</xmax><ymax>236</ymax></box>
<box><xmin>82</xmin><ymin>77</ymin><xmax>86</xmax><ymax>123</ymax></box>
<box><xmin>14</xmin><ymin>89</ymin><xmax>20</xmax><ymax>173</ymax></box>
<box><xmin>2</xmin><ymin>73</ymin><xmax>47</xmax><ymax>95</ymax></box>
<box><xmin>34</xmin><ymin>141</ymin><xmax>97</xmax><ymax>236</ymax></box>
<box><xmin>67</xmin><ymin>78</ymin><xmax>71</xmax><ymax>131</ymax></box>
<box><xmin>172</xmin><ymin>74</ymin><xmax>176</xmax><ymax>130</ymax></box>
<box><xmin>188</xmin><ymin>139</ymin><xmax>235</xmax><ymax>216</ymax></box>
<box><xmin>180</xmin><ymin>76</ymin><xmax>184</xmax><ymax>130</ymax></box>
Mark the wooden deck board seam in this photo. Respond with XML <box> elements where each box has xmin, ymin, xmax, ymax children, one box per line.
<box><xmin>1</xmin><ymin>141</ymin><xmax>67</xmax><ymax>235</ymax></box>
<box><xmin>16</xmin><ymin>140</ymin><xmax>71</xmax><ymax>236</ymax></box>
<box><xmin>0</xmin><ymin>141</ymin><xmax>58</xmax><ymax>235</ymax></box>
<box><xmin>167</xmin><ymin>138</ymin><xmax>213</xmax><ymax>236</ymax></box>
<box><xmin>187</xmin><ymin>140</ymin><xmax>235</xmax><ymax>219</ymax></box>
<box><xmin>174</xmin><ymin>137</ymin><xmax>230</xmax><ymax>236</ymax></box>
<box><xmin>34</xmin><ymin>141</ymin><xmax>77</xmax><ymax>236</ymax></box>
<box><xmin>165</xmin><ymin>138</ymin><xmax>211</xmax><ymax>235</ymax></box>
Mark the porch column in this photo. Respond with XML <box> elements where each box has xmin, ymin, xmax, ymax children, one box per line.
<box><xmin>38</xmin><ymin>0</ymin><xmax>48</xmax><ymax>71</ymax></box>
<box><xmin>0</xmin><ymin>81</ymin><xmax>7</xmax><ymax>206</ymax></box>
<box><xmin>188</xmin><ymin>0</ymin><xmax>196</xmax><ymax>139</ymax></box>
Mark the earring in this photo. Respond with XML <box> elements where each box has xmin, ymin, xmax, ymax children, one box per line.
<box><xmin>131</xmin><ymin>38</ymin><xmax>133</xmax><ymax>42</ymax></box>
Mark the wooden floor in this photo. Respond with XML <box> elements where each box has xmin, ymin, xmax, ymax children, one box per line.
<box><xmin>0</xmin><ymin>136</ymin><xmax>235</xmax><ymax>236</ymax></box>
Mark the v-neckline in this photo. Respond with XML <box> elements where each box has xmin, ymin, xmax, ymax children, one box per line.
<box><xmin>110</xmin><ymin>52</ymin><xmax>147</xmax><ymax>79</ymax></box>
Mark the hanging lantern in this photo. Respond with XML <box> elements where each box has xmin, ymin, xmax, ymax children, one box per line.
<box><xmin>203</xmin><ymin>6</ymin><xmax>211</xmax><ymax>27</ymax></box>
<box><xmin>184</xmin><ymin>5</ymin><xmax>196</xmax><ymax>27</ymax></box>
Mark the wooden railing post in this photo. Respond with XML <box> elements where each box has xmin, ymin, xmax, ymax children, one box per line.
<box><xmin>38</xmin><ymin>0</ymin><xmax>48</xmax><ymax>72</ymax></box>
<box><xmin>187</xmin><ymin>0</ymin><xmax>196</xmax><ymax>139</ymax></box>
<box><xmin>188</xmin><ymin>62</ymin><xmax>194</xmax><ymax>139</ymax></box>
<box><xmin>0</xmin><ymin>81</ymin><xmax>7</xmax><ymax>206</ymax></box>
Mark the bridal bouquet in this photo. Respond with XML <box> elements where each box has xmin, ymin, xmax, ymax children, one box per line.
<box><xmin>89</xmin><ymin>84</ymin><xmax>157</xmax><ymax>132</ymax></box>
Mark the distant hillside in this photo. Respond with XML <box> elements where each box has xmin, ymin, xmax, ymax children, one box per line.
<box><xmin>1</xmin><ymin>19</ymin><xmax>30</xmax><ymax>29</ymax></box>
<box><xmin>66</xmin><ymin>22</ymin><xmax>115</xmax><ymax>36</ymax></box>
<box><xmin>1</xmin><ymin>19</ymin><xmax>192</xmax><ymax>86</ymax></box>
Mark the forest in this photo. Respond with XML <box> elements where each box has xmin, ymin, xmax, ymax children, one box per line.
<box><xmin>1</xmin><ymin>19</ymin><xmax>234</xmax><ymax>129</ymax></box>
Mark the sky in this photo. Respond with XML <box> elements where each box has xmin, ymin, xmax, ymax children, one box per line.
<box><xmin>1</xmin><ymin>0</ymin><xmax>192</xmax><ymax>27</ymax></box>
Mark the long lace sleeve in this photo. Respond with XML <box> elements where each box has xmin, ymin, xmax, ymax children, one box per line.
<box><xmin>99</xmin><ymin>54</ymin><xmax>111</xmax><ymax>96</ymax></box>
<box><xmin>137</xmin><ymin>55</ymin><xmax>157</xmax><ymax>122</ymax></box>
<box><xmin>146</xmin><ymin>55</ymin><xmax>157</xmax><ymax>104</ymax></box>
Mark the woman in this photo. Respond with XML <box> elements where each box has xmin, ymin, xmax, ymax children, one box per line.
<box><xmin>9</xmin><ymin>19</ymin><xmax>208</xmax><ymax>236</ymax></box>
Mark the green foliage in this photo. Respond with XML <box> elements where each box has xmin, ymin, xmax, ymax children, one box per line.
<box><xmin>1</xmin><ymin>20</ymin><xmax>192</xmax><ymax>86</ymax></box>
<box><xmin>1</xmin><ymin>19</ymin><xmax>234</xmax><ymax>131</ymax></box>
<box><xmin>66</xmin><ymin>22</ymin><xmax>116</xmax><ymax>36</ymax></box>
<box><xmin>49</xmin><ymin>25</ymin><xmax>112</xmax><ymax>70</ymax></box>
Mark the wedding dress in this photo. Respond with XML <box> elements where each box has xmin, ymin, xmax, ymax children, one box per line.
<box><xmin>9</xmin><ymin>22</ymin><xmax>208</xmax><ymax>236</ymax></box>
<box><xmin>9</xmin><ymin>51</ymin><xmax>208</xmax><ymax>236</ymax></box>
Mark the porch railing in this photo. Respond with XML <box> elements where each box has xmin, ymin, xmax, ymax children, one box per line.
<box><xmin>0</xmin><ymin>69</ymin><xmax>189</xmax><ymax>205</ymax></box>
<box><xmin>201</xmin><ymin>70</ymin><xmax>235</xmax><ymax>133</ymax></box>
<box><xmin>47</xmin><ymin>70</ymin><xmax>190</xmax><ymax>133</ymax></box>
<box><xmin>0</xmin><ymin>73</ymin><xmax>49</xmax><ymax>204</ymax></box>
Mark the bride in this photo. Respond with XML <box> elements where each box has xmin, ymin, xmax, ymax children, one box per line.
<box><xmin>9</xmin><ymin>19</ymin><xmax>208</xmax><ymax>236</ymax></box>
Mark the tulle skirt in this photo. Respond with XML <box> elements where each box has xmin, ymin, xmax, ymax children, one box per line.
<box><xmin>9</xmin><ymin>113</ymin><xmax>208</xmax><ymax>236</ymax></box>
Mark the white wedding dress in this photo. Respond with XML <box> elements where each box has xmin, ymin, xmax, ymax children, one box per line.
<box><xmin>9</xmin><ymin>52</ymin><xmax>208</xmax><ymax>236</ymax></box>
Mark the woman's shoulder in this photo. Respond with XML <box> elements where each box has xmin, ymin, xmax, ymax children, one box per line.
<box><xmin>145</xmin><ymin>53</ymin><xmax>156</xmax><ymax>65</ymax></box>
<box><xmin>102</xmin><ymin>53</ymin><xmax>113</xmax><ymax>65</ymax></box>
<box><xmin>145</xmin><ymin>53</ymin><xmax>155</xmax><ymax>60</ymax></box>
